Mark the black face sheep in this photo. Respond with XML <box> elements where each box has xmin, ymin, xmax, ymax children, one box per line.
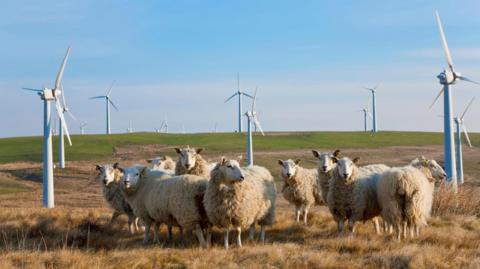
<box><xmin>203</xmin><ymin>157</ymin><xmax>276</xmax><ymax>249</ymax></box>
<box><xmin>120</xmin><ymin>166</ymin><xmax>210</xmax><ymax>247</ymax></box>
<box><xmin>312</xmin><ymin>149</ymin><xmax>341</xmax><ymax>205</ymax></box>
<box><xmin>278</xmin><ymin>159</ymin><xmax>321</xmax><ymax>224</ymax></box>
<box><xmin>174</xmin><ymin>147</ymin><xmax>213</xmax><ymax>178</ymax></box>
<box><xmin>95</xmin><ymin>163</ymin><xmax>141</xmax><ymax>234</ymax></box>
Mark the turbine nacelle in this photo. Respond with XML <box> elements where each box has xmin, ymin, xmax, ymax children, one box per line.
<box><xmin>437</xmin><ymin>70</ymin><xmax>457</xmax><ymax>85</ymax></box>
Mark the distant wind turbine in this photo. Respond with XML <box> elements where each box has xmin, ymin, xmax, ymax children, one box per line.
<box><xmin>225</xmin><ymin>73</ymin><xmax>254</xmax><ymax>133</ymax></box>
<box><xmin>244</xmin><ymin>88</ymin><xmax>265</xmax><ymax>166</ymax></box>
<box><xmin>80</xmin><ymin>122</ymin><xmax>87</xmax><ymax>135</ymax></box>
<box><xmin>127</xmin><ymin>120</ymin><xmax>133</xmax><ymax>133</ymax></box>
<box><xmin>360</xmin><ymin>107</ymin><xmax>372</xmax><ymax>132</ymax></box>
<box><xmin>21</xmin><ymin>46</ymin><xmax>73</xmax><ymax>208</ymax></box>
<box><xmin>89</xmin><ymin>81</ymin><xmax>119</xmax><ymax>135</ymax></box>
<box><xmin>455</xmin><ymin>97</ymin><xmax>475</xmax><ymax>185</ymax></box>
<box><xmin>363</xmin><ymin>85</ymin><xmax>379</xmax><ymax>133</ymax></box>
<box><xmin>159</xmin><ymin>115</ymin><xmax>168</xmax><ymax>133</ymax></box>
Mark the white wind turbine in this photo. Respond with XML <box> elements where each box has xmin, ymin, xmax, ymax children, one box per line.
<box><xmin>225</xmin><ymin>73</ymin><xmax>254</xmax><ymax>133</ymax></box>
<box><xmin>244</xmin><ymin>89</ymin><xmax>265</xmax><ymax>166</ymax></box>
<box><xmin>80</xmin><ymin>122</ymin><xmax>87</xmax><ymax>135</ymax></box>
<box><xmin>58</xmin><ymin>82</ymin><xmax>77</xmax><ymax>169</ymax></box>
<box><xmin>363</xmin><ymin>85</ymin><xmax>379</xmax><ymax>133</ymax></box>
<box><xmin>127</xmin><ymin>120</ymin><xmax>133</xmax><ymax>133</ymax></box>
<box><xmin>429</xmin><ymin>11</ymin><xmax>480</xmax><ymax>190</ymax></box>
<box><xmin>89</xmin><ymin>81</ymin><xmax>119</xmax><ymax>135</ymax></box>
<box><xmin>22</xmin><ymin>47</ymin><xmax>73</xmax><ymax>208</ymax></box>
<box><xmin>454</xmin><ymin>97</ymin><xmax>475</xmax><ymax>185</ymax></box>
<box><xmin>360</xmin><ymin>107</ymin><xmax>372</xmax><ymax>132</ymax></box>
<box><xmin>159</xmin><ymin>115</ymin><xmax>168</xmax><ymax>133</ymax></box>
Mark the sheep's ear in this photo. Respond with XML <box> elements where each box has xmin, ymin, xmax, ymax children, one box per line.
<box><xmin>352</xmin><ymin>157</ymin><xmax>360</xmax><ymax>164</ymax></box>
<box><xmin>333</xmin><ymin>149</ymin><xmax>341</xmax><ymax>157</ymax></box>
<box><xmin>95</xmin><ymin>165</ymin><xmax>102</xmax><ymax>171</ymax></box>
<box><xmin>278</xmin><ymin>160</ymin><xmax>284</xmax><ymax>166</ymax></box>
<box><xmin>146</xmin><ymin>159</ymin><xmax>153</xmax><ymax>163</ymax></box>
<box><xmin>236</xmin><ymin>155</ymin><xmax>243</xmax><ymax>163</ymax></box>
<box><xmin>161</xmin><ymin>156</ymin><xmax>167</xmax><ymax>161</ymax></box>
<box><xmin>113</xmin><ymin>163</ymin><xmax>120</xmax><ymax>169</ymax></box>
<box><xmin>220</xmin><ymin>157</ymin><xmax>227</xmax><ymax>165</ymax></box>
<box><xmin>175</xmin><ymin>148</ymin><xmax>181</xmax><ymax>154</ymax></box>
<box><xmin>117</xmin><ymin>167</ymin><xmax>124</xmax><ymax>173</ymax></box>
<box><xmin>196</xmin><ymin>148</ymin><xmax>204</xmax><ymax>154</ymax></box>
<box><xmin>140</xmin><ymin>167</ymin><xmax>148</xmax><ymax>177</ymax></box>
<box><xmin>312</xmin><ymin>150</ymin><xmax>320</xmax><ymax>158</ymax></box>
<box><xmin>294</xmin><ymin>159</ymin><xmax>301</xmax><ymax>165</ymax></box>
<box><xmin>331</xmin><ymin>157</ymin><xmax>338</xmax><ymax>163</ymax></box>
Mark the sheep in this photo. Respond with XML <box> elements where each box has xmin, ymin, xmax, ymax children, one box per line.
<box><xmin>328</xmin><ymin>156</ymin><xmax>390</xmax><ymax>235</ymax></box>
<box><xmin>174</xmin><ymin>146</ymin><xmax>212</xmax><ymax>178</ymax></box>
<box><xmin>95</xmin><ymin>163</ymin><xmax>141</xmax><ymax>234</ymax></box>
<box><xmin>147</xmin><ymin>155</ymin><xmax>176</xmax><ymax>174</ymax></box>
<box><xmin>278</xmin><ymin>159</ymin><xmax>321</xmax><ymax>224</ymax></box>
<box><xmin>376</xmin><ymin>157</ymin><xmax>446</xmax><ymax>240</ymax></box>
<box><xmin>204</xmin><ymin>157</ymin><xmax>276</xmax><ymax>249</ymax></box>
<box><xmin>312</xmin><ymin>149</ymin><xmax>341</xmax><ymax>204</ymax></box>
<box><xmin>120</xmin><ymin>166</ymin><xmax>209</xmax><ymax>247</ymax></box>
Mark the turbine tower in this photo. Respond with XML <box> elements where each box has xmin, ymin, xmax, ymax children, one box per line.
<box><xmin>80</xmin><ymin>122</ymin><xmax>87</xmax><ymax>135</ymax></box>
<box><xmin>360</xmin><ymin>107</ymin><xmax>371</xmax><ymax>132</ymax></box>
<box><xmin>22</xmin><ymin>47</ymin><xmax>73</xmax><ymax>208</ymax></box>
<box><xmin>454</xmin><ymin>97</ymin><xmax>474</xmax><ymax>185</ymax></box>
<box><xmin>89</xmin><ymin>81</ymin><xmax>118</xmax><ymax>134</ymax></box>
<box><xmin>244</xmin><ymin>89</ymin><xmax>265</xmax><ymax>166</ymax></box>
<box><xmin>225</xmin><ymin>73</ymin><xmax>254</xmax><ymax>133</ymax></box>
<box><xmin>363</xmin><ymin>85</ymin><xmax>379</xmax><ymax>133</ymax></box>
<box><xmin>429</xmin><ymin>11</ymin><xmax>480</xmax><ymax>191</ymax></box>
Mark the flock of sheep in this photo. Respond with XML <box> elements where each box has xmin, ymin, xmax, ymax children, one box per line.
<box><xmin>95</xmin><ymin>146</ymin><xmax>447</xmax><ymax>249</ymax></box>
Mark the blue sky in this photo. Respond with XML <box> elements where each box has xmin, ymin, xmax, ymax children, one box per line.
<box><xmin>2</xmin><ymin>0</ymin><xmax>480</xmax><ymax>137</ymax></box>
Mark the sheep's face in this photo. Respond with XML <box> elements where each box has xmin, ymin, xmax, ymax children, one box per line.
<box><xmin>147</xmin><ymin>156</ymin><xmax>170</xmax><ymax>171</ymax></box>
<box><xmin>278</xmin><ymin>159</ymin><xmax>300</xmax><ymax>179</ymax></box>
<box><xmin>335</xmin><ymin>157</ymin><xmax>359</xmax><ymax>181</ymax></box>
<box><xmin>312</xmin><ymin>149</ymin><xmax>340</xmax><ymax>173</ymax></box>
<box><xmin>122</xmin><ymin>166</ymin><xmax>147</xmax><ymax>191</ymax></box>
<box><xmin>176</xmin><ymin>147</ymin><xmax>203</xmax><ymax>170</ymax></box>
<box><xmin>411</xmin><ymin>157</ymin><xmax>447</xmax><ymax>182</ymax></box>
<box><xmin>96</xmin><ymin>163</ymin><xmax>122</xmax><ymax>187</ymax></box>
<box><xmin>218</xmin><ymin>158</ymin><xmax>245</xmax><ymax>183</ymax></box>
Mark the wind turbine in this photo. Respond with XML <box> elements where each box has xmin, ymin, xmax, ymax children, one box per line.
<box><xmin>80</xmin><ymin>122</ymin><xmax>87</xmax><ymax>135</ymax></box>
<box><xmin>159</xmin><ymin>115</ymin><xmax>168</xmax><ymax>133</ymax></box>
<box><xmin>454</xmin><ymin>97</ymin><xmax>475</xmax><ymax>185</ymax></box>
<box><xmin>429</xmin><ymin>11</ymin><xmax>480</xmax><ymax>191</ymax></box>
<box><xmin>21</xmin><ymin>47</ymin><xmax>73</xmax><ymax>208</ymax></box>
<box><xmin>58</xmin><ymin>82</ymin><xmax>77</xmax><ymax>169</ymax></box>
<box><xmin>225</xmin><ymin>73</ymin><xmax>254</xmax><ymax>133</ymax></box>
<box><xmin>244</xmin><ymin>89</ymin><xmax>265</xmax><ymax>166</ymax></box>
<box><xmin>363</xmin><ymin>85</ymin><xmax>379</xmax><ymax>133</ymax></box>
<box><xmin>127</xmin><ymin>120</ymin><xmax>133</xmax><ymax>133</ymax></box>
<box><xmin>89</xmin><ymin>81</ymin><xmax>118</xmax><ymax>134</ymax></box>
<box><xmin>360</xmin><ymin>107</ymin><xmax>371</xmax><ymax>132</ymax></box>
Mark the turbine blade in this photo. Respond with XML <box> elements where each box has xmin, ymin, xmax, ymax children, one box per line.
<box><xmin>55</xmin><ymin>47</ymin><xmax>71</xmax><ymax>90</ymax></box>
<box><xmin>106</xmin><ymin>80</ymin><xmax>116</xmax><ymax>96</ymax></box>
<box><xmin>251</xmin><ymin>88</ymin><xmax>258</xmax><ymax>111</ymax></box>
<box><xmin>108</xmin><ymin>99</ymin><xmax>119</xmax><ymax>111</ymax></box>
<box><xmin>429</xmin><ymin>87</ymin><xmax>444</xmax><ymax>110</ymax></box>
<box><xmin>22</xmin><ymin>88</ymin><xmax>43</xmax><ymax>92</ymax></box>
<box><xmin>460</xmin><ymin>97</ymin><xmax>475</xmax><ymax>120</ymax></box>
<box><xmin>435</xmin><ymin>11</ymin><xmax>455</xmax><ymax>73</ymax></box>
<box><xmin>242</xmin><ymin>92</ymin><xmax>254</xmax><ymax>99</ymax></box>
<box><xmin>462</xmin><ymin>124</ymin><xmax>473</xmax><ymax>148</ymax></box>
<box><xmin>237</xmin><ymin>72</ymin><xmax>240</xmax><ymax>90</ymax></box>
<box><xmin>89</xmin><ymin>96</ymin><xmax>106</xmax><ymax>99</ymax></box>
<box><xmin>458</xmin><ymin>76</ymin><xmax>480</xmax><ymax>85</ymax></box>
<box><xmin>224</xmin><ymin>92</ymin><xmax>237</xmax><ymax>103</ymax></box>
<box><xmin>253</xmin><ymin>117</ymin><xmax>265</xmax><ymax>136</ymax></box>
<box><xmin>55</xmin><ymin>101</ymin><xmax>72</xmax><ymax>146</ymax></box>
<box><xmin>66</xmin><ymin>109</ymin><xmax>78</xmax><ymax>121</ymax></box>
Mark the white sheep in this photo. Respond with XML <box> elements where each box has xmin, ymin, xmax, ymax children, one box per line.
<box><xmin>312</xmin><ymin>149</ymin><xmax>341</xmax><ymax>204</ymax></box>
<box><xmin>174</xmin><ymin>147</ymin><xmax>212</xmax><ymax>178</ymax></box>
<box><xmin>95</xmin><ymin>163</ymin><xmax>141</xmax><ymax>234</ymax></box>
<box><xmin>328</xmin><ymin>157</ymin><xmax>390</xmax><ymax>235</ymax></box>
<box><xmin>204</xmin><ymin>157</ymin><xmax>276</xmax><ymax>249</ymax></box>
<box><xmin>147</xmin><ymin>155</ymin><xmax>176</xmax><ymax>174</ymax></box>
<box><xmin>120</xmin><ymin>166</ymin><xmax>209</xmax><ymax>247</ymax></box>
<box><xmin>278</xmin><ymin>159</ymin><xmax>321</xmax><ymax>224</ymax></box>
<box><xmin>376</xmin><ymin>157</ymin><xmax>446</xmax><ymax>240</ymax></box>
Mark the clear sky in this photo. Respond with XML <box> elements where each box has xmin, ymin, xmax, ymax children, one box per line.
<box><xmin>2</xmin><ymin>0</ymin><xmax>480</xmax><ymax>137</ymax></box>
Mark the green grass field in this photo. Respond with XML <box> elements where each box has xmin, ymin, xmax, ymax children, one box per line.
<box><xmin>0</xmin><ymin>131</ymin><xmax>473</xmax><ymax>164</ymax></box>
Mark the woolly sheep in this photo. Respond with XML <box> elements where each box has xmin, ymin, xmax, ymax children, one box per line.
<box><xmin>278</xmin><ymin>159</ymin><xmax>321</xmax><ymax>224</ymax></box>
<box><xmin>204</xmin><ymin>157</ymin><xmax>276</xmax><ymax>249</ymax></box>
<box><xmin>95</xmin><ymin>163</ymin><xmax>141</xmax><ymax>234</ymax></box>
<box><xmin>147</xmin><ymin>155</ymin><xmax>176</xmax><ymax>174</ymax></box>
<box><xmin>120</xmin><ymin>166</ymin><xmax>209</xmax><ymax>247</ymax></box>
<box><xmin>174</xmin><ymin>147</ymin><xmax>212</xmax><ymax>178</ymax></box>
<box><xmin>376</xmin><ymin>157</ymin><xmax>446</xmax><ymax>240</ymax></box>
<box><xmin>312</xmin><ymin>149</ymin><xmax>341</xmax><ymax>204</ymax></box>
<box><xmin>328</xmin><ymin>157</ymin><xmax>390</xmax><ymax>235</ymax></box>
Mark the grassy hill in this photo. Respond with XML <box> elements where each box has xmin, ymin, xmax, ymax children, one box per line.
<box><xmin>0</xmin><ymin>131</ymin><xmax>466</xmax><ymax>164</ymax></box>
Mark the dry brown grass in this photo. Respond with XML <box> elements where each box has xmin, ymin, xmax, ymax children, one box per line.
<box><xmin>433</xmin><ymin>183</ymin><xmax>480</xmax><ymax>217</ymax></box>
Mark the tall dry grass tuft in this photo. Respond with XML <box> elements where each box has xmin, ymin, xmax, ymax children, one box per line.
<box><xmin>432</xmin><ymin>182</ymin><xmax>480</xmax><ymax>217</ymax></box>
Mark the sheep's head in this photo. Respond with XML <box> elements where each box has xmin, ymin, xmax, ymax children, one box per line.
<box><xmin>216</xmin><ymin>157</ymin><xmax>245</xmax><ymax>183</ymax></box>
<box><xmin>334</xmin><ymin>157</ymin><xmax>360</xmax><ymax>182</ymax></box>
<box><xmin>175</xmin><ymin>147</ymin><xmax>203</xmax><ymax>170</ymax></box>
<box><xmin>147</xmin><ymin>156</ymin><xmax>172</xmax><ymax>171</ymax></box>
<box><xmin>96</xmin><ymin>163</ymin><xmax>123</xmax><ymax>187</ymax></box>
<box><xmin>411</xmin><ymin>156</ymin><xmax>447</xmax><ymax>182</ymax></box>
<box><xmin>312</xmin><ymin>149</ymin><xmax>340</xmax><ymax>173</ymax></box>
<box><xmin>278</xmin><ymin>159</ymin><xmax>300</xmax><ymax>180</ymax></box>
<box><xmin>122</xmin><ymin>166</ymin><xmax>148</xmax><ymax>192</ymax></box>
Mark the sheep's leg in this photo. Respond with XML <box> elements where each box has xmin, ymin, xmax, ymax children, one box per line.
<box><xmin>224</xmin><ymin>228</ymin><xmax>230</xmax><ymax>250</ymax></box>
<box><xmin>348</xmin><ymin>219</ymin><xmax>356</xmax><ymax>236</ymax></box>
<box><xmin>303</xmin><ymin>205</ymin><xmax>310</xmax><ymax>225</ymax></box>
<box><xmin>143</xmin><ymin>221</ymin><xmax>152</xmax><ymax>245</ymax></box>
<box><xmin>110</xmin><ymin>211</ymin><xmax>121</xmax><ymax>224</ymax></box>
<box><xmin>205</xmin><ymin>227</ymin><xmax>212</xmax><ymax>248</ymax></box>
<box><xmin>179</xmin><ymin>227</ymin><xmax>184</xmax><ymax>237</ymax></box>
<box><xmin>127</xmin><ymin>214</ymin><xmax>134</xmax><ymax>234</ymax></box>
<box><xmin>248</xmin><ymin>223</ymin><xmax>255</xmax><ymax>241</ymax></box>
<box><xmin>402</xmin><ymin>222</ymin><xmax>408</xmax><ymax>239</ymax></box>
<box><xmin>236</xmin><ymin>227</ymin><xmax>242</xmax><ymax>248</ymax></box>
<box><xmin>415</xmin><ymin>226</ymin><xmax>420</xmax><ymax>237</ymax></box>
<box><xmin>153</xmin><ymin>223</ymin><xmax>160</xmax><ymax>243</ymax></box>
<box><xmin>195</xmin><ymin>224</ymin><xmax>207</xmax><ymax>248</ymax></box>
<box><xmin>167</xmin><ymin>225</ymin><xmax>173</xmax><ymax>241</ymax></box>
<box><xmin>410</xmin><ymin>225</ymin><xmax>415</xmax><ymax>238</ymax></box>
<box><xmin>337</xmin><ymin>219</ymin><xmax>345</xmax><ymax>235</ymax></box>
<box><xmin>295</xmin><ymin>205</ymin><xmax>301</xmax><ymax>222</ymax></box>
<box><xmin>373</xmin><ymin>218</ymin><xmax>381</xmax><ymax>235</ymax></box>
<box><xmin>260</xmin><ymin>225</ymin><xmax>266</xmax><ymax>244</ymax></box>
